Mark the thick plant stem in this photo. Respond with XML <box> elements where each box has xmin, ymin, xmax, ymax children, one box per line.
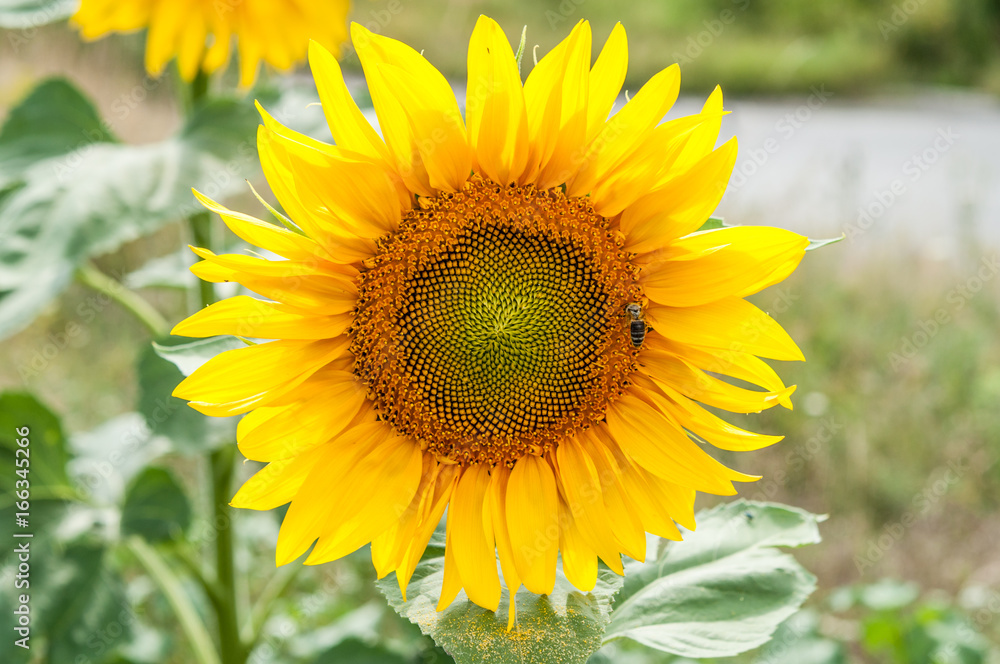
<box><xmin>76</xmin><ymin>263</ymin><xmax>170</xmax><ymax>338</ymax></box>
<box><xmin>211</xmin><ymin>443</ymin><xmax>244</xmax><ymax>664</ymax></box>
<box><xmin>189</xmin><ymin>212</ymin><xmax>216</xmax><ymax>306</ymax></box>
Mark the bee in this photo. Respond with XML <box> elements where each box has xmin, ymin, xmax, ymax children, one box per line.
<box><xmin>625</xmin><ymin>303</ymin><xmax>646</xmax><ymax>348</ymax></box>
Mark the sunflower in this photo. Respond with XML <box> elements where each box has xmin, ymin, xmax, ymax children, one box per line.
<box><xmin>172</xmin><ymin>17</ymin><xmax>808</xmax><ymax>620</ymax></box>
<box><xmin>71</xmin><ymin>0</ymin><xmax>350</xmax><ymax>87</ymax></box>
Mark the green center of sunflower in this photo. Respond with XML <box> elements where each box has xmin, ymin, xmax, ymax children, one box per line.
<box><xmin>352</xmin><ymin>177</ymin><xmax>641</xmax><ymax>467</ymax></box>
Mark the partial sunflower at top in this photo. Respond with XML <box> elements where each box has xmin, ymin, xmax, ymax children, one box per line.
<box><xmin>171</xmin><ymin>17</ymin><xmax>810</xmax><ymax>624</ymax></box>
<box><xmin>71</xmin><ymin>0</ymin><xmax>351</xmax><ymax>87</ymax></box>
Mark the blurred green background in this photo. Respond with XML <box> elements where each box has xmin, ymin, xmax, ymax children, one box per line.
<box><xmin>3</xmin><ymin>0</ymin><xmax>1000</xmax><ymax>662</ymax></box>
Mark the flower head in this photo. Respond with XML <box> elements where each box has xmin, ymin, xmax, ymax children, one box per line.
<box><xmin>71</xmin><ymin>0</ymin><xmax>350</xmax><ymax>87</ymax></box>
<box><xmin>173</xmin><ymin>17</ymin><xmax>808</xmax><ymax>619</ymax></box>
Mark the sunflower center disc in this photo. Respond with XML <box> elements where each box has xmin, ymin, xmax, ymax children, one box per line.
<box><xmin>352</xmin><ymin>177</ymin><xmax>641</xmax><ymax>466</ymax></box>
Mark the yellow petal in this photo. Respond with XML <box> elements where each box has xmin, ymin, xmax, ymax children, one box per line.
<box><xmin>586</xmin><ymin>111</ymin><xmax>720</xmax><ymax>217</ymax></box>
<box><xmin>173</xmin><ymin>296</ymin><xmax>351</xmax><ymax>340</ymax></box>
<box><xmin>559</xmin><ymin>502</ymin><xmax>598</xmax><ymax>592</ymax></box>
<box><xmin>449</xmin><ymin>465</ymin><xmax>501</xmax><ymax>611</ymax></box>
<box><xmin>650</xmin><ymin>380</ymin><xmax>783</xmax><ymax>453</ymax></box>
<box><xmin>173</xmin><ymin>337</ymin><xmax>349</xmax><ymax>416</ymax></box>
<box><xmin>186</xmin><ymin>249</ymin><xmax>358</xmax><ymax>316</ymax></box>
<box><xmin>488</xmin><ymin>465</ymin><xmax>522</xmax><ymax>629</ymax></box>
<box><xmin>579</xmin><ymin>429</ymin><xmax>647</xmax><ymax>561</ymax></box>
<box><xmin>568</xmin><ymin>64</ymin><xmax>680</xmax><ymax>198</ymax></box>
<box><xmin>193</xmin><ymin>190</ymin><xmax>327</xmax><ymax>263</ymax></box>
<box><xmin>466</xmin><ymin>16</ymin><xmax>530</xmax><ymax>186</ymax></box>
<box><xmin>399</xmin><ymin>464</ymin><xmax>458</xmax><ymax>599</ymax></box>
<box><xmin>352</xmin><ymin>22</ymin><xmax>468</xmax><ymax>196</ymax></box>
<box><xmin>304</xmin><ymin>435</ymin><xmax>424</xmax><ymax>564</ymax></box>
<box><xmin>605</xmin><ymin>393</ymin><xmax>756</xmax><ymax>493</ymax></box>
<box><xmin>144</xmin><ymin>0</ymin><xmax>186</xmax><ymax>77</ymax></box>
<box><xmin>309</xmin><ymin>39</ymin><xmax>393</xmax><ymax>166</ymax></box>
<box><xmin>256</xmin><ymin>127</ymin><xmax>382</xmax><ymax>262</ymax></box>
<box><xmin>372</xmin><ymin>457</ymin><xmax>439</xmax><ymax>579</ymax></box>
<box><xmin>237</xmin><ymin>372</ymin><xmax>367</xmax><ymax>461</ymax></box>
<box><xmin>670</xmin><ymin>86</ymin><xmax>725</xmax><ymax>175</ymax></box>
<box><xmin>601</xmin><ymin>438</ymin><xmax>683</xmax><ymax>541</ymax></box>
<box><xmin>521</xmin><ymin>20</ymin><xmax>591</xmax><ymax>187</ymax></box>
<box><xmin>621</xmin><ymin>138</ymin><xmax>737</xmax><ymax>253</ymax></box>
<box><xmin>273</xmin><ymin>422</ymin><xmax>400</xmax><ymax>564</ymax></box>
<box><xmin>644</xmin><ymin>297</ymin><xmax>804</xmax><ymax>362</ymax></box>
<box><xmin>229</xmin><ymin>446</ymin><xmax>326</xmax><ymax>510</ymax></box>
<box><xmin>506</xmin><ymin>454</ymin><xmax>558</xmax><ymax>595</ymax></box>
<box><xmin>554</xmin><ymin>438</ymin><xmax>624</xmax><ymax>574</ymax></box>
<box><xmin>585</xmin><ymin>23</ymin><xmax>628</xmax><ymax>143</ymax></box>
<box><xmin>641</xmin><ymin>226</ymin><xmax>809</xmax><ymax>306</ymax></box>
<box><xmin>259</xmin><ymin>124</ymin><xmax>401</xmax><ymax>238</ymax></box>
<box><xmin>644</xmin><ymin>333</ymin><xmax>791</xmax><ymax>398</ymax></box>
<box><xmin>437</xmin><ymin>526</ymin><xmax>464</xmax><ymax>611</ymax></box>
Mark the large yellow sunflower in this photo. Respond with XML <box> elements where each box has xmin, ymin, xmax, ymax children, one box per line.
<box><xmin>172</xmin><ymin>17</ymin><xmax>808</xmax><ymax>618</ymax></box>
<box><xmin>71</xmin><ymin>0</ymin><xmax>350</xmax><ymax>87</ymax></box>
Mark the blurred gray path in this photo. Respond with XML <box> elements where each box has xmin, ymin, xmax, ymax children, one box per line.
<box><xmin>702</xmin><ymin>92</ymin><xmax>1000</xmax><ymax>264</ymax></box>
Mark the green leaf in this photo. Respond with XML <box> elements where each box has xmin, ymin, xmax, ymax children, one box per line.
<box><xmin>379</xmin><ymin>558</ymin><xmax>623</xmax><ymax>664</ymax></box>
<box><xmin>0</xmin><ymin>391</ymin><xmax>69</xmax><ymax>494</ymax></box>
<box><xmin>753</xmin><ymin>611</ymin><xmax>846</xmax><ymax>664</ymax></box>
<box><xmin>695</xmin><ymin>216</ymin><xmax>729</xmax><ymax>232</ymax></box>
<box><xmin>0</xmin><ymin>78</ymin><xmax>115</xmax><ymax>190</ymax></box>
<box><xmin>152</xmin><ymin>335</ymin><xmax>246</xmax><ymax>376</ymax></box>
<box><xmin>26</xmin><ymin>539</ymin><xmax>130</xmax><ymax>662</ymax></box>
<box><xmin>310</xmin><ymin>637</ymin><xmax>410</xmax><ymax>664</ymax></box>
<box><xmin>0</xmin><ymin>79</ymin><xmax>261</xmax><ymax>340</ymax></box>
<box><xmin>604</xmin><ymin>500</ymin><xmax>822</xmax><ymax>659</ymax></box>
<box><xmin>805</xmin><ymin>235</ymin><xmax>844</xmax><ymax>252</ymax></box>
<box><xmin>125</xmin><ymin>248</ymin><xmax>198</xmax><ymax>290</ymax></box>
<box><xmin>69</xmin><ymin>412</ymin><xmax>171</xmax><ymax>505</ymax></box>
<box><xmin>121</xmin><ymin>467</ymin><xmax>192</xmax><ymax>542</ymax></box>
<box><xmin>138</xmin><ymin>340</ymin><xmax>237</xmax><ymax>453</ymax></box>
<box><xmin>0</xmin><ymin>0</ymin><xmax>76</xmax><ymax>29</ymax></box>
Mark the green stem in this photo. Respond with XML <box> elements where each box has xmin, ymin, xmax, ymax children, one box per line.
<box><xmin>174</xmin><ymin>543</ymin><xmax>226</xmax><ymax>617</ymax></box>
<box><xmin>210</xmin><ymin>443</ymin><xmax>244</xmax><ymax>664</ymax></box>
<box><xmin>242</xmin><ymin>562</ymin><xmax>303</xmax><ymax>647</ymax></box>
<box><xmin>189</xmin><ymin>212</ymin><xmax>217</xmax><ymax>306</ymax></box>
<box><xmin>128</xmin><ymin>537</ymin><xmax>222</xmax><ymax>664</ymax></box>
<box><xmin>188</xmin><ymin>69</ymin><xmax>210</xmax><ymax>113</ymax></box>
<box><xmin>76</xmin><ymin>263</ymin><xmax>170</xmax><ymax>338</ymax></box>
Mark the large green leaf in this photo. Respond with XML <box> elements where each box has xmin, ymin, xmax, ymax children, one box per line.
<box><xmin>0</xmin><ymin>78</ymin><xmax>114</xmax><ymax>190</ymax></box>
<box><xmin>120</xmin><ymin>467</ymin><xmax>192</xmax><ymax>542</ymax></box>
<box><xmin>379</xmin><ymin>556</ymin><xmax>623</xmax><ymax>664</ymax></box>
<box><xmin>138</xmin><ymin>339</ymin><xmax>238</xmax><ymax>453</ymax></box>
<box><xmin>0</xmin><ymin>390</ymin><xmax>69</xmax><ymax>495</ymax></box>
<box><xmin>604</xmin><ymin>500</ymin><xmax>822</xmax><ymax>659</ymax></box>
<box><xmin>0</xmin><ymin>537</ymin><xmax>131</xmax><ymax>663</ymax></box>
<box><xmin>0</xmin><ymin>0</ymin><xmax>75</xmax><ymax>29</ymax></box>
<box><xmin>0</xmin><ymin>78</ymin><xmax>261</xmax><ymax>340</ymax></box>
<box><xmin>152</xmin><ymin>335</ymin><xmax>247</xmax><ymax>376</ymax></box>
<box><xmin>68</xmin><ymin>412</ymin><xmax>172</xmax><ymax>505</ymax></box>
<box><xmin>310</xmin><ymin>637</ymin><xmax>410</xmax><ymax>664</ymax></box>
